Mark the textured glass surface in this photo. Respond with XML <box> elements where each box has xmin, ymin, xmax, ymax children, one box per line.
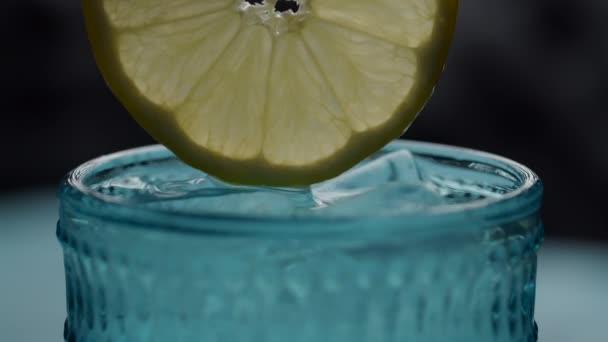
<box><xmin>57</xmin><ymin>140</ymin><xmax>543</xmax><ymax>342</ymax></box>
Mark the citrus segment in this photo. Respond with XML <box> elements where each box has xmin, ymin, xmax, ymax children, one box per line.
<box><xmin>311</xmin><ymin>0</ymin><xmax>437</xmax><ymax>48</ymax></box>
<box><xmin>118</xmin><ymin>10</ymin><xmax>241</xmax><ymax>108</ymax></box>
<box><xmin>301</xmin><ymin>19</ymin><xmax>417</xmax><ymax>132</ymax></box>
<box><xmin>264</xmin><ymin>33</ymin><xmax>350</xmax><ymax>165</ymax></box>
<box><xmin>177</xmin><ymin>25</ymin><xmax>272</xmax><ymax>159</ymax></box>
<box><xmin>102</xmin><ymin>0</ymin><xmax>232</xmax><ymax>29</ymax></box>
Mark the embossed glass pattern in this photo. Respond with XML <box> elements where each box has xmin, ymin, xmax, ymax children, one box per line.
<box><xmin>57</xmin><ymin>140</ymin><xmax>543</xmax><ymax>342</ymax></box>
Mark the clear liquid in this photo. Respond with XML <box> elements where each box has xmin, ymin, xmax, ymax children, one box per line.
<box><xmin>85</xmin><ymin>145</ymin><xmax>519</xmax><ymax>218</ymax></box>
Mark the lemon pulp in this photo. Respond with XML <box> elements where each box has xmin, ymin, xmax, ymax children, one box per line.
<box><xmin>83</xmin><ymin>0</ymin><xmax>458</xmax><ymax>185</ymax></box>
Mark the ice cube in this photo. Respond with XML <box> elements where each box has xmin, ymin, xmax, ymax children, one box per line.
<box><xmin>318</xmin><ymin>182</ymin><xmax>447</xmax><ymax>216</ymax></box>
<box><xmin>145</xmin><ymin>183</ymin><xmax>321</xmax><ymax>216</ymax></box>
<box><xmin>312</xmin><ymin>149</ymin><xmax>422</xmax><ymax>203</ymax></box>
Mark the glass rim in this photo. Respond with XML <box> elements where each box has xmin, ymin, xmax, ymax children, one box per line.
<box><xmin>59</xmin><ymin>140</ymin><xmax>542</xmax><ymax>237</ymax></box>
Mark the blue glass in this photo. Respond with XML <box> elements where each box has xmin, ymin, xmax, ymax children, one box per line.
<box><xmin>57</xmin><ymin>140</ymin><xmax>543</xmax><ymax>342</ymax></box>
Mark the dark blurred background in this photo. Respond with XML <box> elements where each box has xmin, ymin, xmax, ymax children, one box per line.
<box><xmin>1</xmin><ymin>0</ymin><xmax>607</xmax><ymax>239</ymax></box>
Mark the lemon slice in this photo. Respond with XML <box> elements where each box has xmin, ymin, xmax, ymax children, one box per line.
<box><xmin>83</xmin><ymin>0</ymin><xmax>458</xmax><ymax>185</ymax></box>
